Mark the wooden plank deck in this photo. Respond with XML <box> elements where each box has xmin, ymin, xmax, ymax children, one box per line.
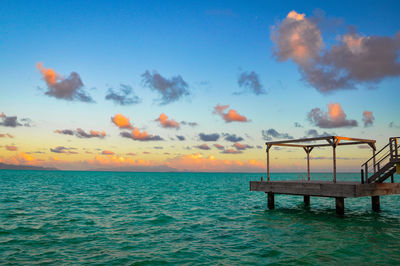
<box><xmin>250</xmin><ymin>180</ymin><xmax>400</xmax><ymax>198</ymax></box>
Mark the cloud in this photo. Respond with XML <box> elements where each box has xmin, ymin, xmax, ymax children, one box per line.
<box><xmin>233</xmin><ymin>143</ymin><xmax>253</xmax><ymax>150</ymax></box>
<box><xmin>196</xmin><ymin>144</ymin><xmax>211</xmax><ymax>150</ymax></box>
<box><xmin>0</xmin><ymin>113</ymin><xmax>31</xmax><ymax>127</ymax></box>
<box><xmin>307</xmin><ymin>103</ymin><xmax>358</xmax><ymax>128</ymax></box>
<box><xmin>362</xmin><ymin>111</ymin><xmax>374</xmax><ymax>127</ymax></box>
<box><xmin>305</xmin><ymin>129</ymin><xmax>332</xmax><ymax>138</ymax></box>
<box><xmin>294</xmin><ymin>122</ymin><xmax>303</xmax><ymax>128</ymax></box>
<box><xmin>221</xmin><ymin>149</ymin><xmax>242</xmax><ymax>154</ymax></box>
<box><xmin>111</xmin><ymin>114</ymin><xmax>133</xmax><ymax>129</ymax></box>
<box><xmin>155</xmin><ymin>113</ymin><xmax>180</xmax><ymax>129</ymax></box>
<box><xmin>214</xmin><ymin>144</ymin><xmax>225</xmax><ymax>150</ymax></box>
<box><xmin>37</xmin><ymin>62</ymin><xmax>94</xmax><ymax>102</ymax></box>
<box><xmin>102</xmin><ymin>150</ymin><xmax>115</xmax><ymax>155</ymax></box>
<box><xmin>389</xmin><ymin>122</ymin><xmax>400</xmax><ymax>128</ymax></box>
<box><xmin>0</xmin><ymin>133</ymin><xmax>14</xmax><ymax>138</ymax></box>
<box><xmin>262</xmin><ymin>129</ymin><xmax>294</xmax><ymax>141</ymax></box>
<box><xmin>50</xmin><ymin>146</ymin><xmax>78</xmax><ymax>154</ymax></box>
<box><xmin>55</xmin><ymin>128</ymin><xmax>106</xmax><ymax>139</ymax></box>
<box><xmin>176</xmin><ymin>135</ymin><xmax>185</xmax><ymax>141</ymax></box>
<box><xmin>141</xmin><ymin>70</ymin><xmax>190</xmax><ymax>105</ymax></box>
<box><xmin>120</xmin><ymin>128</ymin><xmax>163</xmax><ymax>141</ymax></box>
<box><xmin>271</xmin><ymin>11</ymin><xmax>400</xmax><ymax>93</ymax></box>
<box><xmin>236</xmin><ymin>71</ymin><xmax>266</xmax><ymax>95</ymax></box>
<box><xmin>199</xmin><ymin>133</ymin><xmax>220</xmax><ymax>141</ymax></box>
<box><xmin>213</xmin><ymin>104</ymin><xmax>249</xmax><ymax>123</ymax></box>
<box><xmin>105</xmin><ymin>84</ymin><xmax>141</xmax><ymax>105</ymax></box>
<box><xmin>223</xmin><ymin>133</ymin><xmax>244</xmax><ymax>142</ymax></box>
<box><xmin>5</xmin><ymin>145</ymin><xmax>18</xmax><ymax>151</ymax></box>
<box><xmin>180</xmin><ymin>121</ymin><xmax>198</xmax><ymax>127</ymax></box>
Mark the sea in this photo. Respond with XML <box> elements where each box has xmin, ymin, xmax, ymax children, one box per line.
<box><xmin>1</xmin><ymin>170</ymin><xmax>400</xmax><ymax>265</ymax></box>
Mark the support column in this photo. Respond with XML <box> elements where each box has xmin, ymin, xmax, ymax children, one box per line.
<box><xmin>304</xmin><ymin>195</ymin><xmax>310</xmax><ymax>206</ymax></box>
<box><xmin>303</xmin><ymin>147</ymin><xmax>313</xmax><ymax>181</ymax></box>
<box><xmin>333</xmin><ymin>145</ymin><xmax>337</xmax><ymax>183</ymax></box>
<box><xmin>267</xmin><ymin>192</ymin><xmax>274</xmax><ymax>210</ymax></box>
<box><xmin>266</xmin><ymin>145</ymin><xmax>270</xmax><ymax>181</ymax></box>
<box><xmin>335</xmin><ymin>197</ymin><xmax>344</xmax><ymax>215</ymax></box>
<box><xmin>372</xmin><ymin>196</ymin><xmax>380</xmax><ymax>212</ymax></box>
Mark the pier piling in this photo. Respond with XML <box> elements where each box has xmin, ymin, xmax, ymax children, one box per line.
<box><xmin>372</xmin><ymin>196</ymin><xmax>380</xmax><ymax>212</ymax></box>
<box><xmin>304</xmin><ymin>195</ymin><xmax>310</xmax><ymax>206</ymax></box>
<box><xmin>335</xmin><ymin>197</ymin><xmax>344</xmax><ymax>215</ymax></box>
<box><xmin>267</xmin><ymin>192</ymin><xmax>274</xmax><ymax>209</ymax></box>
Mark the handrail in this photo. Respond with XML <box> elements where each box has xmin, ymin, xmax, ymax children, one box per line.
<box><xmin>361</xmin><ymin>142</ymin><xmax>389</xmax><ymax>167</ymax></box>
<box><xmin>360</xmin><ymin>137</ymin><xmax>399</xmax><ymax>183</ymax></box>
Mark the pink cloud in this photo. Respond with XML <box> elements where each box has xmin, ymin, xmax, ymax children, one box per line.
<box><xmin>156</xmin><ymin>113</ymin><xmax>180</xmax><ymax>129</ymax></box>
<box><xmin>213</xmin><ymin>104</ymin><xmax>249</xmax><ymax>123</ymax></box>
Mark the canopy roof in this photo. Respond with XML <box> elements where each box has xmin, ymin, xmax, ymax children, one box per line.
<box><xmin>265</xmin><ymin>136</ymin><xmax>376</xmax><ymax>150</ymax></box>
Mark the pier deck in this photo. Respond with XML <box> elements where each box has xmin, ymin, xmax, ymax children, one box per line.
<box><xmin>250</xmin><ymin>180</ymin><xmax>400</xmax><ymax>198</ymax></box>
<box><xmin>250</xmin><ymin>136</ymin><xmax>400</xmax><ymax>215</ymax></box>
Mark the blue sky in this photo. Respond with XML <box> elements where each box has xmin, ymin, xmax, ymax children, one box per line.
<box><xmin>0</xmin><ymin>0</ymin><xmax>399</xmax><ymax>171</ymax></box>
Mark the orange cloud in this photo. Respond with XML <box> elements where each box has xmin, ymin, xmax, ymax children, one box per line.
<box><xmin>308</xmin><ymin>102</ymin><xmax>358</xmax><ymax>128</ymax></box>
<box><xmin>5</xmin><ymin>145</ymin><xmax>18</xmax><ymax>151</ymax></box>
<box><xmin>156</xmin><ymin>113</ymin><xmax>180</xmax><ymax>129</ymax></box>
<box><xmin>121</xmin><ymin>127</ymin><xmax>163</xmax><ymax>141</ymax></box>
<box><xmin>221</xmin><ymin>148</ymin><xmax>242</xmax><ymax>154</ymax></box>
<box><xmin>214</xmin><ymin>144</ymin><xmax>225</xmax><ymax>150</ymax></box>
<box><xmin>213</xmin><ymin>104</ymin><xmax>249</xmax><ymax>123</ymax></box>
<box><xmin>90</xmin><ymin>130</ymin><xmax>106</xmax><ymax>137</ymax></box>
<box><xmin>272</xmin><ymin>10</ymin><xmax>322</xmax><ymax>64</ymax></box>
<box><xmin>36</xmin><ymin>62</ymin><xmax>60</xmax><ymax>86</ymax></box>
<box><xmin>111</xmin><ymin>114</ymin><xmax>133</xmax><ymax>129</ymax></box>
<box><xmin>102</xmin><ymin>150</ymin><xmax>115</xmax><ymax>155</ymax></box>
<box><xmin>362</xmin><ymin>111</ymin><xmax>374</xmax><ymax>127</ymax></box>
<box><xmin>233</xmin><ymin>143</ymin><xmax>253</xmax><ymax>150</ymax></box>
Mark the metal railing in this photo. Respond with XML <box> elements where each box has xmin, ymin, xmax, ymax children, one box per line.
<box><xmin>361</xmin><ymin>137</ymin><xmax>400</xmax><ymax>183</ymax></box>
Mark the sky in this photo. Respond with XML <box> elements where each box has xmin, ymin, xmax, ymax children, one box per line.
<box><xmin>0</xmin><ymin>0</ymin><xmax>399</xmax><ymax>172</ymax></box>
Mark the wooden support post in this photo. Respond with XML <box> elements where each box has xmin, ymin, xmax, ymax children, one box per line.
<box><xmin>333</xmin><ymin>145</ymin><xmax>337</xmax><ymax>183</ymax></box>
<box><xmin>267</xmin><ymin>192</ymin><xmax>274</xmax><ymax>210</ymax></box>
<box><xmin>335</xmin><ymin>197</ymin><xmax>344</xmax><ymax>215</ymax></box>
<box><xmin>361</xmin><ymin>169</ymin><xmax>364</xmax><ymax>184</ymax></box>
<box><xmin>304</xmin><ymin>195</ymin><xmax>310</xmax><ymax>206</ymax></box>
<box><xmin>391</xmin><ymin>174</ymin><xmax>394</xmax><ymax>183</ymax></box>
<box><xmin>307</xmin><ymin>150</ymin><xmax>310</xmax><ymax>181</ymax></box>
<box><xmin>365</xmin><ymin>164</ymin><xmax>369</xmax><ymax>184</ymax></box>
<box><xmin>373</xmin><ymin>149</ymin><xmax>376</xmax><ymax>174</ymax></box>
<box><xmin>372</xmin><ymin>196</ymin><xmax>380</xmax><ymax>212</ymax></box>
<box><xmin>303</xmin><ymin>147</ymin><xmax>313</xmax><ymax>181</ymax></box>
<box><xmin>389</xmin><ymin>138</ymin><xmax>394</xmax><ymax>160</ymax></box>
<box><xmin>266</xmin><ymin>145</ymin><xmax>270</xmax><ymax>181</ymax></box>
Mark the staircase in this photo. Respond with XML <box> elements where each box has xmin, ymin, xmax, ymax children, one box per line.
<box><xmin>361</xmin><ymin>137</ymin><xmax>400</xmax><ymax>184</ymax></box>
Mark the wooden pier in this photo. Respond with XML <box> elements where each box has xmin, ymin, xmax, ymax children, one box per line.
<box><xmin>250</xmin><ymin>136</ymin><xmax>400</xmax><ymax>215</ymax></box>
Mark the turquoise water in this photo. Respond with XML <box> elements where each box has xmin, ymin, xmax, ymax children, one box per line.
<box><xmin>1</xmin><ymin>170</ymin><xmax>400</xmax><ymax>264</ymax></box>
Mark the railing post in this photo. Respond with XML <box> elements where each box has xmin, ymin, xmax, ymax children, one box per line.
<box><xmin>389</xmin><ymin>138</ymin><xmax>394</xmax><ymax>160</ymax></box>
<box><xmin>361</xmin><ymin>169</ymin><xmax>364</xmax><ymax>184</ymax></box>
<box><xmin>333</xmin><ymin>142</ymin><xmax>337</xmax><ymax>183</ymax></box>
<box><xmin>365</xmin><ymin>164</ymin><xmax>368</xmax><ymax>183</ymax></box>
<box><xmin>373</xmin><ymin>149</ymin><xmax>376</xmax><ymax>174</ymax></box>
<box><xmin>266</xmin><ymin>145</ymin><xmax>270</xmax><ymax>181</ymax></box>
<box><xmin>395</xmin><ymin>138</ymin><xmax>398</xmax><ymax>159</ymax></box>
